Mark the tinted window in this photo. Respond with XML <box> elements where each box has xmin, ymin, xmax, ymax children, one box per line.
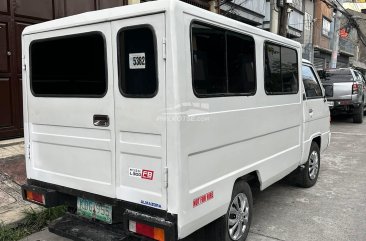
<box><xmin>192</xmin><ymin>24</ymin><xmax>226</xmax><ymax>94</ymax></box>
<box><xmin>302</xmin><ymin>65</ymin><xmax>323</xmax><ymax>98</ymax></box>
<box><xmin>320</xmin><ymin>69</ymin><xmax>354</xmax><ymax>83</ymax></box>
<box><xmin>191</xmin><ymin>23</ymin><xmax>256</xmax><ymax>96</ymax></box>
<box><xmin>227</xmin><ymin>33</ymin><xmax>256</xmax><ymax>94</ymax></box>
<box><xmin>265</xmin><ymin>43</ymin><xmax>298</xmax><ymax>94</ymax></box>
<box><xmin>118</xmin><ymin>27</ymin><xmax>157</xmax><ymax>97</ymax></box>
<box><xmin>31</xmin><ymin>32</ymin><xmax>107</xmax><ymax>97</ymax></box>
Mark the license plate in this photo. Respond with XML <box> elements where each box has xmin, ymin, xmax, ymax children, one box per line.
<box><xmin>327</xmin><ymin>101</ymin><xmax>334</xmax><ymax>107</ymax></box>
<box><xmin>77</xmin><ymin>197</ymin><xmax>112</xmax><ymax>224</ymax></box>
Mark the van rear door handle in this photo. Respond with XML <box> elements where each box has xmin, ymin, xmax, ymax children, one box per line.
<box><xmin>93</xmin><ymin>115</ymin><xmax>109</xmax><ymax>127</ymax></box>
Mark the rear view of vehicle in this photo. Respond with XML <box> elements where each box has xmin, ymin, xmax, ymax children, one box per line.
<box><xmin>320</xmin><ymin>68</ymin><xmax>366</xmax><ymax>123</ymax></box>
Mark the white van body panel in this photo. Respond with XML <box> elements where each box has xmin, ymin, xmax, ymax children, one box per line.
<box><xmin>172</xmin><ymin>6</ymin><xmax>303</xmax><ymax>237</ymax></box>
<box><xmin>22</xmin><ymin>0</ymin><xmax>330</xmax><ymax>239</ymax></box>
<box><xmin>301</xmin><ymin>61</ymin><xmax>331</xmax><ymax>164</ymax></box>
<box><xmin>23</xmin><ymin>23</ymin><xmax>117</xmax><ymax>198</ymax></box>
<box><xmin>111</xmin><ymin>13</ymin><xmax>168</xmax><ymax>210</ymax></box>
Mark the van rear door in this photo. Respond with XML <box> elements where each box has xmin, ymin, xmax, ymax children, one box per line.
<box><xmin>24</xmin><ymin>23</ymin><xmax>116</xmax><ymax>198</ymax></box>
<box><xmin>111</xmin><ymin>14</ymin><xmax>167</xmax><ymax>210</ymax></box>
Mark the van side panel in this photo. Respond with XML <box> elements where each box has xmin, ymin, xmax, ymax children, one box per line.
<box><xmin>174</xmin><ymin>10</ymin><xmax>303</xmax><ymax>238</ymax></box>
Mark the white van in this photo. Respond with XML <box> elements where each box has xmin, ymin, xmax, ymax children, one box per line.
<box><xmin>21</xmin><ymin>1</ymin><xmax>330</xmax><ymax>240</ymax></box>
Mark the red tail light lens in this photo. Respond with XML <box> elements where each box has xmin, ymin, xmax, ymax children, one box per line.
<box><xmin>129</xmin><ymin>220</ymin><xmax>165</xmax><ymax>241</ymax></box>
<box><xmin>26</xmin><ymin>190</ymin><xmax>45</xmax><ymax>205</ymax></box>
<box><xmin>352</xmin><ymin>83</ymin><xmax>359</xmax><ymax>94</ymax></box>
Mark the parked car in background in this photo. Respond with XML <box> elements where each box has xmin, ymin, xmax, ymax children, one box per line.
<box><xmin>319</xmin><ymin>68</ymin><xmax>366</xmax><ymax>123</ymax></box>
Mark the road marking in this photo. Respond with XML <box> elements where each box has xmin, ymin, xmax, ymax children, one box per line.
<box><xmin>332</xmin><ymin>132</ymin><xmax>366</xmax><ymax>136</ymax></box>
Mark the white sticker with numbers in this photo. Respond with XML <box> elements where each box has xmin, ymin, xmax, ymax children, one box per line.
<box><xmin>129</xmin><ymin>53</ymin><xmax>146</xmax><ymax>69</ymax></box>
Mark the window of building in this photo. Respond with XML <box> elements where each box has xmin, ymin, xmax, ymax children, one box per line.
<box><xmin>322</xmin><ymin>17</ymin><xmax>331</xmax><ymax>37</ymax></box>
<box><xmin>30</xmin><ymin>32</ymin><xmax>107</xmax><ymax>97</ymax></box>
<box><xmin>302</xmin><ymin>65</ymin><xmax>323</xmax><ymax>98</ymax></box>
<box><xmin>264</xmin><ymin>43</ymin><xmax>298</xmax><ymax>95</ymax></box>
<box><xmin>191</xmin><ymin>22</ymin><xmax>256</xmax><ymax>97</ymax></box>
<box><xmin>118</xmin><ymin>27</ymin><xmax>157</xmax><ymax>97</ymax></box>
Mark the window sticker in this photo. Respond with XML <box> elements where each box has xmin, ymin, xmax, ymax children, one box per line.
<box><xmin>129</xmin><ymin>53</ymin><xmax>146</xmax><ymax>69</ymax></box>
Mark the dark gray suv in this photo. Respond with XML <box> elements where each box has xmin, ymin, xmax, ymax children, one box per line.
<box><xmin>320</xmin><ymin>68</ymin><xmax>366</xmax><ymax>123</ymax></box>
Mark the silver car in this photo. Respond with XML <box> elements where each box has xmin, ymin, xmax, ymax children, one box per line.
<box><xmin>320</xmin><ymin>68</ymin><xmax>366</xmax><ymax>123</ymax></box>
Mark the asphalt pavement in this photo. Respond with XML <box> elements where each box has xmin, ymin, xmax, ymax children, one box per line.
<box><xmin>22</xmin><ymin>115</ymin><xmax>366</xmax><ymax>241</ymax></box>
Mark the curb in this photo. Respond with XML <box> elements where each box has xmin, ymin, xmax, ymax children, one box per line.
<box><xmin>0</xmin><ymin>138</ymin><xmax>24</xmax><ymax>148</ymax></box>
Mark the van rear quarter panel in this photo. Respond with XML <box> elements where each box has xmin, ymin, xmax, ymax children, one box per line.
<box><xmin>170</xmin><ymin>7</ymin><xmax>303</xmax><ymax>238</ymax></box>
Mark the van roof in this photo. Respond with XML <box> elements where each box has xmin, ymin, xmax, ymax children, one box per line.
<box><xmin>22</xmin><ymin>0</ymin><xmax>300</xmax><ymax>49</ymax></box>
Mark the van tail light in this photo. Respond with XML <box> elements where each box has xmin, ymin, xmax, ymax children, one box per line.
<box><xmin>352</xmin><ymin>83</ymin><xmax>359</xmax><ymax>94</ymax></box>
<box><xmin>25</xmin><ymin>190</ymin><xmax>45</xmax><ymax>205</ymax></box>
<box><xmin>129</xmin><ymin>220</ymin><xmax>165</xmax><ymax>241</ymax></box>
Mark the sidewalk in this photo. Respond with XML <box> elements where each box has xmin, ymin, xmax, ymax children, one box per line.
<box><xmin>0</xmin><ymin>138</ymin><xmax>42</xmax><ymax>227</ymax></box>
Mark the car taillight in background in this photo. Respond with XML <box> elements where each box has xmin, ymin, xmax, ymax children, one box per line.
<box><xmin>25</xmin><ymin>190</ymin><xmax>45</xmax><ymax>205</ymax></box>
<box><xmin>129</xmin><ymin>220</ymin><xmax>165</xmax><ymax>241</ymax></box>
<box><xmin>352</xmin><ymin>83</ymin><xmax>359</xmax><ymax>94</ymax></box>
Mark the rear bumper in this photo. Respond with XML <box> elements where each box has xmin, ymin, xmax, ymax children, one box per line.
<box><xmin>328</xmin><ymin>99</ymin><xmax>362</xmax><ymax>113</ymax></box>
<box><xmin>22</xmin><ymin>179</ymin><xmax>177</xmax><ymax>241</ymax></box>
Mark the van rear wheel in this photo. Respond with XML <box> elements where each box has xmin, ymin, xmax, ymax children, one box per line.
<box><xmin>207</xmin><ymin>181</ymin><xmax>253</xmax><ymax>241</ymax></box>
<box><xmin>296</xmin><ymin>142</ymin><xmax>320</xmax><ymax>188</ymax></box>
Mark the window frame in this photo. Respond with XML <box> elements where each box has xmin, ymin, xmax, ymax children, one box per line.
<box><xmin>302</xmin><ymin>64</ymin><xmax>324</xmax><ymax>100</ymax></box>
<box><xmin>117</xmin><ymin>24</ymin><xmax>159</xmax><ymax>98</ymax></box>
<box><xmin>29</xmin><ymin>31</ymin><xmax>108</xmax><ymax>98</ymax></box>
<box><xmin>322</xmin><ymin>17</ymin><xmax>331</xmax><ymax>38</ymax></box>
<box><xmin>263</xmin><ymin>41</ymin><xmax>299</xmax><ymax>95</ymax></box>
<box><xmin>190</xmin><ymin>20</ymin><xmax>257</xmax><ymax>98</ymax></box>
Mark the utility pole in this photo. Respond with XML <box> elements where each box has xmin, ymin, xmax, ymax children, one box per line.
<box><xmin>128</xmin><ymin>0</ymin><xmax>140</xmax><ymax>4</ymax></box>
<box><xmin>279</xmin><ymin>1</ymin><xmax>291</xmax><ymax>37</ymax></box>
<box><xmin>208</xmin><ymin>0</ymin><xmax>219</xmax><ymax>13</ymax></box>
<box><xmin>270</xmin><ymin>0</ymin><xmax>279</xmax><ymax>34</ymax></box>
<box><xmin>330</xmin><ymin>0</ymin><xmax>343</xmax><ymax>69</ymax></box>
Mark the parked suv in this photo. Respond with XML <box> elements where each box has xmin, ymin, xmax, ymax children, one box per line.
<box><xmin>320</xmin><ymin>68</ymin><xmax>366</xmax><ymax>123</ymax></box>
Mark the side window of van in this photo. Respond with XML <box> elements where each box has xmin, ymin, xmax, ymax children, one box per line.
<box><xmin>30</xmin><ymin>32</ymin><xmax>107</xmax><ymax>97</ymax></box>
<box><xmin>302</xmin><ymin>65</ymin><xmax>323</xmax><ymax>98</ymax></box>
<box><xmin>118</xmin><ymin>27</ymin><xmax>157</xmax><ymax>97</ymax></box>
<box><xmin>264</xmin><ymin>43</ymin><xmax>298</xmax><ymax>95</ymax></box>
<box><xmin>191</xmin><ymin>22</ymin><xmax>256</xmax><ymax>97</ymax></box>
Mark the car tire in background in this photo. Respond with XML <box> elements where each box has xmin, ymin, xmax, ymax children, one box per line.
<box><xmin>353</xmin><ymin>103</ymin><xmax>364</xmax><ymax>124</ymax></box>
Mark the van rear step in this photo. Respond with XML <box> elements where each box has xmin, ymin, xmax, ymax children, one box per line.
<box><xmin>49</xmin><ymin>213</ymin><xmax>137</xmax><ymax>241</ymax></box>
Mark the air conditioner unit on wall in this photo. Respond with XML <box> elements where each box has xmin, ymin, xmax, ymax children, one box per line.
<box><xmin>286</xmin><ymin>0</ymin><xmax>293</xmax><ymax>3</ymax></box>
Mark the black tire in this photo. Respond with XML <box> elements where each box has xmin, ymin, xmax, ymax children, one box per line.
<box><xmin>207</xmin><ymin>181</ymin><xmax>253</xmax><ymax>241</ymax></box>
<box><xmin>296</xmin><ymin>142</ymin><xmax>320</xmax><ymax>188</ymax></box>
<box><xmin>353</xmin><ymin>103</ymin><xmax>364</xmax><ymax>123</ymax></box>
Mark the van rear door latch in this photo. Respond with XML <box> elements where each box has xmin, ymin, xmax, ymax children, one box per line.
<box><xmin>93</xmin><ymin>115</ymin><xmax>109</xmax><ymax>127</ymax></box>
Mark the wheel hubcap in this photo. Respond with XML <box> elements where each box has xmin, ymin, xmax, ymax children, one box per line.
<box><xmin>308</xmin><ymin>150</ymin><xmax>319</xmax><ymax>180</ymax></box>
<box><xmin>228</xmin><ymin>193</ymin><xmax>249</xmax><ymax>240</ymax></box>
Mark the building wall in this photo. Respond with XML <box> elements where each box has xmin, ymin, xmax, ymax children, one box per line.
<box><xmin>302</xmin><ymin>0</ymin><xmax>315</xmax><ymax>62</ymax></box>
<box><xmin>220</xmin><ymin>0</ymin><xmax>266</xmax><ymax>26</ymax></box>
<box><xmin>313</xmin><ymin>0</ymin><xmax>333</xmax><ymax>51</ymax></box>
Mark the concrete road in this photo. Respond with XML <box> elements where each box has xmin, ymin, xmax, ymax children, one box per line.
<box><xmin>22</xmin><ymin>115</ymin><xmax>366</xmax><ymax>241</ymax></box>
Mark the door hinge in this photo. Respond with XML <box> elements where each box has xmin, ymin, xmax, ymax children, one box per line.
<box><xmin>163</xmin><ymin>167</ymin><xmax>168</xmax><ymax>188</ymax></box>
<box><xmin>162</xmin><ymin>37</ymin><xmax>166</xmax><ymax>60</ymax></box>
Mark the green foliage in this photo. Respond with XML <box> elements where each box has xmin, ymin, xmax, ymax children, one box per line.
<box><xmin>0</xmin><ymin>206</ymin><xmax>66</xmax><ymax>241</ymax></box>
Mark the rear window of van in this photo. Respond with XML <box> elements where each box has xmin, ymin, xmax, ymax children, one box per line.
<box><xmin>30</xmin><ymin>32</ymin><xmax>107</xmax><ymax>97</ymax></box>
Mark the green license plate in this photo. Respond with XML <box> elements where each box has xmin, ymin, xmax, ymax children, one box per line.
<box><xmin>77</xmin><ymin>197</ymin><xmax>112</xmax><ymax>224</ymax></box>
